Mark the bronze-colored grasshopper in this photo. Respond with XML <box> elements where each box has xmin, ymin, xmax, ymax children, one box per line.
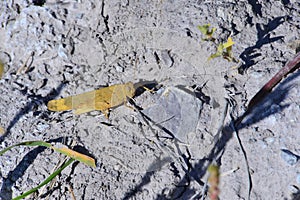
<box><xmin>47</xmin><ymin>82</ymin><xmax>135</xmax><ymax>117</ymax></box>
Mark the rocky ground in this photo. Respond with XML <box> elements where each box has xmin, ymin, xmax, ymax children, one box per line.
<box><xmin>0</xmin><ymin>1</ymin><xmax>299</xmax><ymax>200</ymax></box>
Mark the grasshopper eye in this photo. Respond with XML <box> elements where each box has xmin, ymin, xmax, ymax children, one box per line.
<box><xmin>126</xmin><ymin>85</ymin><xmax>132</xmax><ymax>92</ymax></box>
<box><xmin>124</xmin><ymin>82</ymin><xmax>135</xmax><ymax>95</ymax></box>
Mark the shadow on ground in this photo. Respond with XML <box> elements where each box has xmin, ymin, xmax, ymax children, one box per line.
<box><xmin>122</xmin><ymin>66</ymin><xmax>300</xmax><ymax>199</ymax></box>
<box><xmin>238</xmin><ymin>16</ymin><xmax>286</xmax><ymax>73</ymax></box>
<box><xmin>0</xmin><ymin>82</ymin><xmax>67</xmax><ymax>144</ymax></box>
<box><xmin>0</xmin><ymin>68</ymin><xmax>299</xmax><ymax>199</ymax></box>
<box><xmin>0</xmin><ymin>82</ymin><xmax>67</xmax><ymax>200</ymax></box>
<box><xmin>0</xmin><ymin>137</ymin><xmax>65</xmax><ymax>200</ymax></box>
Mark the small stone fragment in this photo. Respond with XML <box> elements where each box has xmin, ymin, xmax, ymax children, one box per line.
<box><xmin>160</xmin><ymin>50</ymin><xmax>174</xmax><ymax>67</ymax></box>
<box><xmin>296</xmin><ymin>173</ymin><xmax>300</xmax><ymax>185</ymax></box>
<box><xmin>58</xmin><ymin>44</ymin><xmax>69</xmax><ymax>60</ymax></box>
<box><xmin>281</xmin><ymin>149</ymin><xmax>299</xmax><ymax>166</ymax></box>
<box><xmin>115</xmin><ymin>64</ymin><xmax>124</xmax><ymax>72</ymax></box>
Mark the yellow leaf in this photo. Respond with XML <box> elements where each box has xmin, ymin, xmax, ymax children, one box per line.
<box><xmin>208</xmin><ymin>37</ymin><xmax>236</xmax><ymax>62</ymax></box>
<box><xmin>0</xmin><ymin>60</ymin><xmax>4</xmax><ymax>79</ymax></box>
<box><xmin>223</xmin><ymin>37</ymin><xmax>234</xmax><ymax>49</ymax></box>
<box><xmin>0</xmin><ymin>126</ymin><xmax>4</xmax><ymax>136</ymax></box>
<box><xmin>222</xmin><ymin>37</ymin><xmax>235</xmax><ymax>62</ymax></box>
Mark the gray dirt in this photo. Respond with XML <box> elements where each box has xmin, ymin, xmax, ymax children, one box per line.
<box><xmin>0</xmin><ymin>1</ymin><xmax>300</xmax><ymax>200</ymax></box>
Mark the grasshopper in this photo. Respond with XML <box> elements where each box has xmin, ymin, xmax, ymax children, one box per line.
<box><xmin>47</xmin><ymin>81</ymin><xmax>157</xmax><ymax>117</ymax></box>
<box><xmin>47</xmin><ymin>82</ymin><xmax>135</xmax><ymax>117</ymax></box>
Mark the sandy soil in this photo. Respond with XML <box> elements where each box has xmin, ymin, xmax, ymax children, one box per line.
<box><xmin>0</xmin><ymin>1</ymin><xmax>299</xmax><ymax>200</ymax></box>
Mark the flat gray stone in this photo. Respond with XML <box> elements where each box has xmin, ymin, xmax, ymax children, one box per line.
<box><xmin>281</xmin><ymin>149</ymin><xmax>299</xmax><ymax>166</ymax></box>
<box><xmin>142</xmin><ymin>86</ymin><xmax>202</xmax><ymax>143</ymax></box>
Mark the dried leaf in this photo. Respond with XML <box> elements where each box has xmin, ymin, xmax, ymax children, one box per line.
<box><xmin>53</xmin><ymin>146</ymin><xmax>96</xmax><ymax>168</ymax></box>
<box><xmin>0</xmin><ymin>126</ymin><xmax>4</xmax><ymax>136</ymax></box>
<box><xmin>0</xmin><ymin>60</ymin><xmax>4</xmax><ymax>79</ymax></box>
<box><xmin>208</xmin><ymin>164</ymin><xmax>220</xmax><ymax>200</ymax></box>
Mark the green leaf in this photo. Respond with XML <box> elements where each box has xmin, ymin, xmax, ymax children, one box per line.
<box><xmin>0</xmin><ymin>141</ymin><xmax>50</xmax><ymax>156</ymax></box>
<box><xmin>197</xmin><ymin>24</ymin><xmax>216</xmax><ymax>40</ymax></box>
<box><xmin>208</xmin><ymin>37</ymin><xmax>236</xmax><ymax>61</ymax></box>
<box><xmin>0</xmin><ymin>141</ymin><xmax>96</xmax><ymax>199</ymax></box>
<box><xmin>12</xmin><ymin>158</ymin><xmax>74</xmax><ymax>200</ymax></box>
<box><xmin>208</xmin><ymin>43</ymin><xmax>223</xmax><ymax>61</ymax></box>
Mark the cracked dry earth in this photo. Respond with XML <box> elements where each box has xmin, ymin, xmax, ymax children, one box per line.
<box><xmin>0</xmin><ymin>1</ymin><xmax>300</xmax><ymax>200</ymax></box>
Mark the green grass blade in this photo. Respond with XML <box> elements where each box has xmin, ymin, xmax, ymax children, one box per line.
<box><xmin>12</xmin><ymin>158</ymin><xmax>74</xmax><ymax>200</ymax></box>
<box><xmin>0</xmin><ymin>141</ymin><xmax>96</xmax><ymax>167</ymax></box>
<box><xmin>0</xmin><ymin>141</ymin><xmax>51</xmax><ymax>156</ymax></box>
<box><xmin>0</xmin><ymin>141</ymin><xmax>95</xmax><ymax>199</ymax></box>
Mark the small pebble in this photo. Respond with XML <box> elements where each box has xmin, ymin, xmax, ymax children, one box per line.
<box><xmin>115</xmin><ymin>64</ymin><xmax>124</xmax><ymax>72</ymax></box>
<box><xmin>288</xmin><ymin>185</ymin><xmax>299</xmax><ymax>194</ymax></box>
<box><xmin>281</xmin><ymin>149</ymin><xmax>299</xmax><ymax>166</ymax></box>
<box><xmin>113</xmin><ymin>163</ymin><xmax>121</xmax><ymax>171</ymax></box>
<box><xmin>36</xmin><ymin>123</ymin><xmax>49</xmax><ymax>132</ymax></box>
<box><xmin>160</xmin><ymin>50</ymin><xmax>174</xmax><ymax>67</ymax></box>
<box><xmin>263</xmin><ymin>137</ymin><xmax>275</xmax><ymax>145</ymax></box>
<box><xmin>296</xmin><ymin>173</ymin><xmax>300</xmax><ymax>185</ymax></box>
<box><xmin>58</xmin><ymin>44</ymin><xmax>69</xmax><ymax>60</ymax></box>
